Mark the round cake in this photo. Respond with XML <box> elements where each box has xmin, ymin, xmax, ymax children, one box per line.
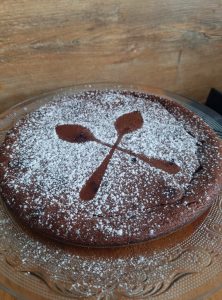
<box><xmin>0</xmin><ymin>89</ymin><xmax>222</xmax><ymax>247</ymax></box>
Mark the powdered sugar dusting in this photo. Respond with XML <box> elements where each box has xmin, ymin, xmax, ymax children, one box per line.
<box><xmin>1</xmin><ymin>89</ymin><xmax>219</xmax><ymax>245</ymax></box>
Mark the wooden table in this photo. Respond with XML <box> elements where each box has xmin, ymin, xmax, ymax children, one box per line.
<box><xmin>0</xmin><ymin>0</ymin><xmax>222</xmax><ymax>111</ymax></box>
<box><xmin>0</xmin><ymin>0</ymin><xmax>222</xmax><ymax>299</ymax></box>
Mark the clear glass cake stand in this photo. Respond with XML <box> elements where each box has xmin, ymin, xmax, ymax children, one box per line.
<box><xmin>0</xmin><ymin>83</ymin><xmax>222</xmax><ymax>300</ymax></box>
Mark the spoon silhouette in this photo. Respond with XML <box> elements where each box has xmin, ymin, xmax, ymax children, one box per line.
<box><xmin>56</xmin><ymin>111</ymin><xmax>180</xmax><ymax>201</ymax></box>
<box><xmin>80</xmin><ymin>111</ymin><xmax>143</xmax><ymax>200</ymax></box>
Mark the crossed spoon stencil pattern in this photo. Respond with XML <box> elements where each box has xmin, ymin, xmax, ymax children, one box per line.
<box><xmin>56</xmin><ymin>111</ymin><xmax>180</xmax><ymax>201</ymax></box>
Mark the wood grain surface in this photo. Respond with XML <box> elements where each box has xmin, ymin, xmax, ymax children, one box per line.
<box><xmin>0</xmin><ymin>1</ymin><xmax>222</xmax><ymax>299</ymax></box>
<box><xmin>0</xmin><ymin>0</ymin><xmax>222</xmax><ymax>114</ymax></box>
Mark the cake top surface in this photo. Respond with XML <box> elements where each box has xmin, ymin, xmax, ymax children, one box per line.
<box><xmin>1</xmin><ymin>89</ymin><xmax>222</xmax><ymax>246</ymax></box>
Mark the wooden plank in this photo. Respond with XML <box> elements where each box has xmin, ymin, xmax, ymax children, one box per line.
<box><xmin>0</xmin><ymin>0</ymin><xmax>222</xmax><ymax>114</ymax></box>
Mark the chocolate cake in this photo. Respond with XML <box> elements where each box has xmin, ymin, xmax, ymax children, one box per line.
<box><xmin>0</xmin><ymin>90</ymin><xmax>222</xmax><ymax>247</ymax></box>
